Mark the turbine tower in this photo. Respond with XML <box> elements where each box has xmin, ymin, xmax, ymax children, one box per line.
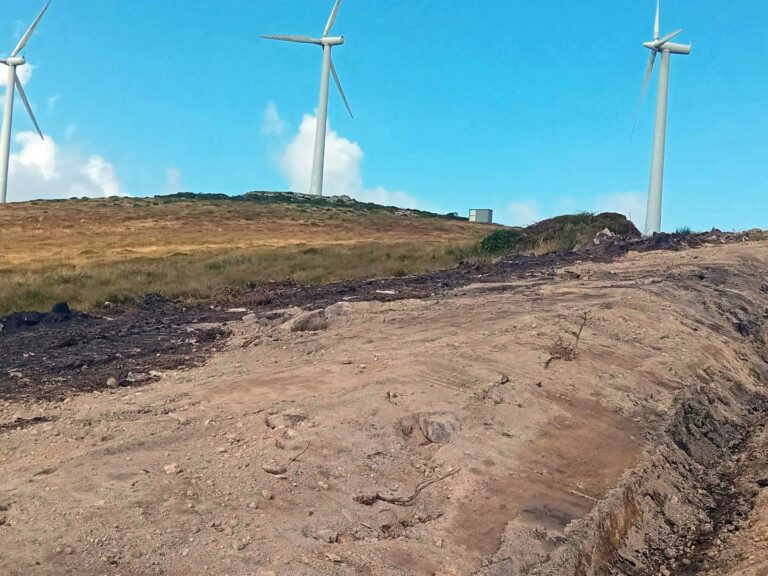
<box><xmin>262</xmin><ymin>0</ymin><xmax>353</xmax><ymax>197</ymax></box>
<box><xmin>0</xmin><ymin>1</ymin><xmax>50</xmax><ymax>204</ymax></box>
<box><xmin>636</xmin><ymin>0</ymin><xmax>691</xmax><ymax>235</ymax></box>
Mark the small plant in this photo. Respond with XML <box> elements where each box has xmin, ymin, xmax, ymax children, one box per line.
<box><xmin>544</xmin><ymin>311</ymin><xmax>589</xmax><ymax>368</ymax></box>
<box><xmin>479</xmin><ymin>228</ymin><xmax>529</xmax><ymax>254</ymax></box>
<box><xmin>675</xmin><ymin>226</ymin><xmax>693</xmax><ymax>236</ymax></box>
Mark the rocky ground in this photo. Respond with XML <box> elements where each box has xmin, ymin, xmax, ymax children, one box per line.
<box><xmin>1</xmin><ymin>234</ymin><xmax>768</xmax><ymax>575</ymax></box>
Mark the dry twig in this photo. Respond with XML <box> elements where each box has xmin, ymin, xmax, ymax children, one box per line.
<box><xmin>354</xmin><ymin>469</ymin><xmax>461</xmax><ymax>507</ymax></box>
<box><xmin>544</xmin><ymin>311</ymin><xmax>589</xmax><ymax>368</ymax></box>
<box><xmin>288</xmin><ymin>441</ymin><xmax>311</xmax><ymax>464</ymax></box>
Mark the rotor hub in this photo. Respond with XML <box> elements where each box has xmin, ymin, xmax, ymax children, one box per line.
<box><xmin>321</xmin><ymin>36</ymin><xmax>344</xmax><ymax>47</ymax></box>
<box><xmin>5</xmin><ymin>56</ymin><xmax>26</xmax><ymax>66</ymax></box>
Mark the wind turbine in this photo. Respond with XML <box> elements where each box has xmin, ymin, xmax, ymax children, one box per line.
<box><xmin>0</xmin><ymin>1</ymin><xmax>50</xmax><ymax>204</ymax></box>
<box><xmin>262</xmin><ymin>0</ymin><xmax>353</xmax><ymax>197</ymax></box>
<box><xmin>635</xmin><ymin>0</ymin><xmax>691</xmax><ymax>235</ymax></box>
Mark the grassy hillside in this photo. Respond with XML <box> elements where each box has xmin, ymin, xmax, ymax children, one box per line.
<box><xmin>0</xmin><ymin>193</ymin><xmax>495</xmax><ymax>313</ymax></box>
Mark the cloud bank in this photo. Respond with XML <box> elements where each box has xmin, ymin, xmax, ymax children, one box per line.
<box><xmin>1</xmin><ymin>66</ymin><xmax>124</xmax><ymax>202</ymax></box>
<box><xmin>7</xmin><ymin>131</ymin><xmax>124</xmax><ymax>201</ymax></box>
<box><xmin>264</xmin><ymin>104</ymin><xmax>422</xmax><ymax>210</ymax></box>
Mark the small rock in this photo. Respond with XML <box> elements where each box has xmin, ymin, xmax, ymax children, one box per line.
<box><xmin>318</xmin><ymin>481</ymin><xmax>329</xmax><ymax>490</ymax></box>
<box><xmin>261</xmin><ymin>490</ymin><xmax>274</xmax><ymax>501</ymax></box>
<box><xmin>290</xmin><ymin>310</ymin><xmax>328</xmax><ymax>333</ymax></box>
<box><xmin>248</xmin><ymin>502</ymin><xmax>258</xmax><ymax>509</ymax></box>
<box><xmin>419</xmin><ymin>413</ymin><xmax>461</xmax><ymax>444</ymax></box>
<box><xmin>232</xmin><ymin>539</ymin><xmax>246</xmax><ymax>551</ymax></box>
<box><xmin>315</xmin><ymin>529</ymin><xmax>337</xmax><ymax>543</ymax></box>
<box><xmin>325</xmin><ymin>552</ymin><xmax>342</xmax><ymax>563</ymax></box>
<box><xmin>107</xmin><ymin>377</ymin><xmax>119</xmax><ymax>389</ymax></box>
<box><xmin>262</xmin><ymin>463</ymin><xmax>287</xmax><ymax>475</ymax></box>
<box><xmin>164</xmin><ymin>463</ymin><xmax>182</xmax><ymax>475</ymax></box>
<box><xmin>265</xmin><ymin>411</ymin><xmax>308</xmax><ymax>430</ymax></box>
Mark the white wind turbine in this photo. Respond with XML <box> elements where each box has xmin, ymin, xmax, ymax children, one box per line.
<box><xmin>635</xmin><ymin>0</ymin><xmax>691</xmax><ymax>235</ymax></box>
<box><xmin>262</xmin><ymin>0</ymin><xmax>353</xmax><ymax>197</ymax></box>
<box><xmin>0</xmin><ymin>1</ymin><xmax>50</xmax><ymax>204</ymax></box>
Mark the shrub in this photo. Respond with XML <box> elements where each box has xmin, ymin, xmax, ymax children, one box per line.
<box><xmin>479</xmin><ymin>212</ymin><xmax>641</xmax><ymax>255</ymax></box>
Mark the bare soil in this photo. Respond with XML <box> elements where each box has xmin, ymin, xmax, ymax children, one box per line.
<box><xmin>1</xmin><ymin>233</ymin><xmax>768</xmax><ymax>576</ymax></box>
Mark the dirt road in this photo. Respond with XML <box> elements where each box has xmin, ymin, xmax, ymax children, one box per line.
<box><xmin>1</xmin><ymin>240</ymin><xmax>767</xmax><ymax>575</ymax></box>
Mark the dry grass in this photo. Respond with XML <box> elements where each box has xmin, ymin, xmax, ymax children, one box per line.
<box><xmin>0</xmin><ymin>195</ymin><xmax>492</xmax><ymax>313</ymax></box>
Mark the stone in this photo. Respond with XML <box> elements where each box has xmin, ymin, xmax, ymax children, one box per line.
<box><xmin>164</xmin><ymin>463</ymin><xmax>182</xmax><ymax>475</ymax></box>
<box><xmin>290</xmin><ymin>310</ymin><xmax>328</xmax><ymax>333</ymax></box>
<box><xmin>107</xmin><ymin>377</ymin><xmax>119</xmax><ymax>389</ymax></box>
<box><xmin>419</xmin><ymin>413</ymin><xmax>461</xmax><ymax>444</ymax></box>
<box><xmin>265</xmin><ymin>411</ymin><xmax>308</xmax><ymax>430</ymax></box>
<box><xmin>232</xmin><ymin>539</ymin><xmax>246</xmax><ymax>551</ymax></box>
<box><xmin>315</xmin><ymin>529</ymin><xmax>337</xmax><ymax>543</ymax></box>
<box><xmin>325</xmin><ymin>552</ymin><xmax>342</xmax><ymax>563</ymax></box>
<box><xmin>261</xmin><ymin>490</ymin><xmax>274</xmax><ymax>501</ymax></box>
<box><xmin>262</xmin><ymin>463</ymin><xmax>287</xmax><ymax>475</ymax></box>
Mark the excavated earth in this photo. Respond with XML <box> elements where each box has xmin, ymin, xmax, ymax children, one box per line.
<box><xmin>1</xmin><ymin>233</ymin><xmax>768</xmax><ymax>575</ymax></box>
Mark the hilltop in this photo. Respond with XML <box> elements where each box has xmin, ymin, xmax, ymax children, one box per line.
<box><xmin>0</xmin><ymin>192</ymin><xmax>494</xmax><ymax>314</ymax></box>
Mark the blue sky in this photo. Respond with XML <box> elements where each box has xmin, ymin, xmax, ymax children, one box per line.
<box><xmin>2</xmin><ymin>0</ymin><xmax>767</xmax><ymax>231</ymax></box>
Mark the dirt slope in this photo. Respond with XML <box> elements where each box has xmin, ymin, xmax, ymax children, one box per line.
<box><xmin>1</xmin><ymin>241</ymin><xmax>768</xmax><ymax>575</ymax></box>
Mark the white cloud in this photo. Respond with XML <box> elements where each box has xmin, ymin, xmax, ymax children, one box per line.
<box><xmin>10</xmin><ymin>131</ymin><xmax>57</xmax><ymax>180</ymax></box>
<box><xmin>46</xmin><ymin>94</ymin><xmax>60</xmax><ymax>112</ymax></box>
<box><xmin>506</xmin><ymin>200</ymin><xmax>542</xmax><ymax>226</ymax></box>
<box><xmin>261</xmin><ymin>101</ymin><xmax>287</xmax><ymax>137</ymax></box>
<box><xmin>0</xmin><ymin>63</ymin><xmax>32</xmax><ymax>87</ymax></box>
<box><xmin>593</xmin><ymin>192</ymin><xmax>646</xmax><ymax>228</ymax></box>
<box><xmin>166</xmin><ymin>165</ymin><xmax>183</xmax><ymax>193</ymax></box>
<box><xmin>7</xmin><ymin>131</ymin><xmax>125</xmax><ymax>201</ymax></box>
<box><xmin>82</xmin><ymin>156</ymin><xmax>122</xmax><ymax>197</ymax></box>
<box><xmin>271</xmin><ymin>107</ymin><xmax>422</xmax><ymax>209</ymax></box>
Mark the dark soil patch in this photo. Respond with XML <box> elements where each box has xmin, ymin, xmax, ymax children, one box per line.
<box><xmin>0</xmin><ymin>294</ymin><xmax>231</xmax><ymax>402</ymax></box>
<box><xmin>0</xmin><ymin>416</ymin><xmax>52</xmax><ymax>434</ymax></box>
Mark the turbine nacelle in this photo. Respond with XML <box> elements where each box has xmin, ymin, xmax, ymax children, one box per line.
<box><xmin>3</xmin><ymin>57</ymin><xmax>27</xmax><ymax>66</ymax></box>
<box><xmin>643</xmin><ymin>41</ymin><xmax>691</xmax><ymax>55</ymax></box>
<box><xmin>322</xmin><ymin>36</ymin><xmax>344</xmax><ymax>47</ymax></box>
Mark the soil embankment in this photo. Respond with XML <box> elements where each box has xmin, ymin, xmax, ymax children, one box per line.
<box><xmin>1</xmin><ymin>236</ymin><xmax>767</xmax><ymax>575</ymax></box>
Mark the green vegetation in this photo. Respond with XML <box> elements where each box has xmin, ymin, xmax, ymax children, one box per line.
<box><xmin>675</xmin><ymin>226</ymin><xmax>693</xmax><ymax>236</ymax></box>
<box><xmin>479</xmin><ymin>212</ymin><xmax>640</xmax><ymax>255</ymax></box>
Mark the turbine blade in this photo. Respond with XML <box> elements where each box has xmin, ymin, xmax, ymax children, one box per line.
<box><xmin>260</xmin><ymin>34</ymin><xmax>322</xmax><ymax>45</ymax></box>
<box><xmin>11</xmin><ymin>0</ymin><xmax>51</xmax><ymax>57</ymax></box>
<box><xmin>654</xmin><ymin>0</ymin><xmax>661</xmax><ymax>41</ymax></box>
<box><xmin>632</xmin><ymin>51</ymin><xmax>657</xmax><ymax>138</ymax></box>
<box><xmin>330</xmin><ymin>58</ymin><xmax>353</xmax><ymax>118</ymax></box>
<box><xmin>323</xmin><ymin>0</ymin><xmax>342</xmax><ymax>37</ymax></box>
<box><xmin>656</xmin><ymin>29</ymin><xmax>683</xmax><ymax>47</ymax></box>
<box><xmin>14</xmin><ymin>74</ymin><xmax>44</xmax><ymax>140</ymax></box>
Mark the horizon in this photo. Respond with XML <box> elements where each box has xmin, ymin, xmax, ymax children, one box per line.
<box><xmin>1</xmin><ymin>0</ymin><xmax>766</xmax><ymax>231</ymax></box>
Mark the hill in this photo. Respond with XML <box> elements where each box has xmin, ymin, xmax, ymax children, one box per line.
<box><xmin>0</xmin><ymin>192</ymin><xmax>495</xmax><ymax>314</ymax></box>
